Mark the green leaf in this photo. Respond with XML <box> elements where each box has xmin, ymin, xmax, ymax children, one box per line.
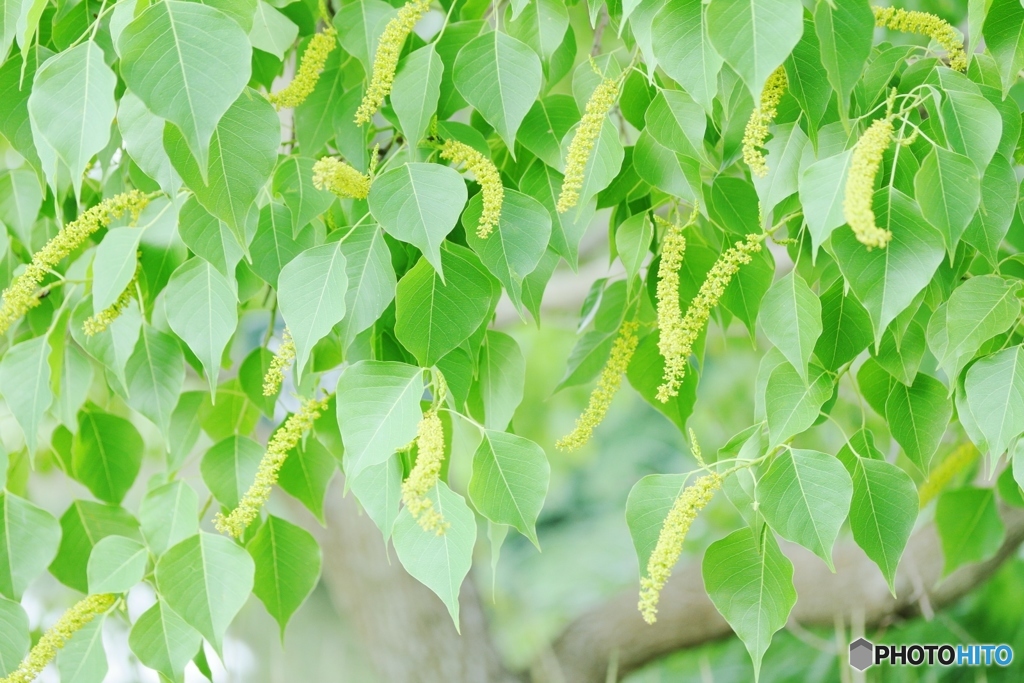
<box><xmin>831</xmin><ymin>189</ymin><xmax>945</xmax><ymax>343</ymax></box>
<box><xmin>813</xmin><ymin>277</ymin><xmax>872</xmax><ymax>372</ymax></box>
<box><xmin>758</xmin><ymin>271</ymin><xmax>821</xmax><ymax>381</ymax></box>
<box><xmin>814</xmin><ymin>0</ymin><xmax>872</xmax><ymax>109</ymax></box>
<box><xmin>758</xmin><ymin>449</ymin><xmax>852</xmax><ymax>569</ymax></box>
<box><xmin>873</xmin><ymin>320</ymin><xmax>925</xmax><ymax>386</ymax></box>
<box><xmin>138</xmin><ymin>481</ymin><xmax>199</xmax><ymax>557</ymax></box>
<box><xmin>129</xmin><ymin>599</ymin><xmax>202</xmax><ymax>682</ymax></box>
<box><xmin>885</xmin><ymin>372</ymin><xmax>952</xmax><ymax>473</ymax></box>
<box><xmin>177</xmin><ymin>196</ymin><xmax>243</xmax><ymax>277</ymax></box>
<box><xmin>799</xmin><ymin>149</ymin><xmax>852</xmax><ymax>254</ymax></box>
<box><xmin>333</xmin><ymin>0</ymin><xmax>396</xmax><ymax>77</ymax></box>
<box><xmin>164</xmin><ymin>257</ymin><xmax>238</xmax><ymax>394</ymax></box>
<box><xmin>393</xmin><ymin>482</ymin><xmax>476</xmax><ymax>629</ymax></box>
<box><xmin>165</xmin><ymin>88</ymin><xmax>279</xmax><ymax>250</ymax></box>
<box><xmin>27</xmin><ymin>41</ymin><xmax>116</xmax><ymax>197</ymax></box>
<box><xmin>169</xmin><ymin>392</ymin><xmax>205</xmax><ymax>472</ymax></box>
<box><xmin>644</xmin><ymin>88</ymin><xmax>707</xmax><ymax>160</ymax></box>
<box><xmin>469</xmin><ymin>430</ymin><xmax>548</xmax><ymax>547</ymax></box>
<box><xmin>50</xmin><ymin>501</ymin><xmax>140</xmax><ymax>593</ymax></box>
<box><xmin>72</xmin><ymin>410</ymin><xmax>143</xmax><ymax>505</ymax></box>
<box><xmin>87</xmin><ymin>535</ymin><xmax>147</xmax><ymax>594</ymax></box>
<box><xmin>982</xmin><ymin>0</ymin><xmax>1024</xmax><ymax>94</ymax></box>
<box><xmin>706</xmin><ymin>0</ymin><xmax>803</xmax><ymax>101</ymax></box>
<box><xmin>336</xmin><ymin>361</ymin><xmax>423</xmax><ymax>479</ymax></box>
<box><xmin>56</xmin><ymin>613</ymin><xmax>107</xmax><ymax>683</ymax></box>
<box><xmin>752</xmin><ymin>122</ymin><xmax>808</xmax><ymax>213</ymax></box>
<box><xmin>964</xmin><ymin>153</ymin><xmax>1018</xmax><ymax>264</ymax></box>
<box><xmin>119</xmin><ymin>0</ymin><xmax>252</xmax><ymax>172</ymax></box>
<box><xmin>785</xmin><ymin>14</ymin><xmax>831</xmax><ymax>135</ymax></box>
<box><xmin>0</xmin><ymin>597</ymin><xmax>29</xmax><ymax>677</ymax></box>
<box><xmin>474</xmin><ymin>331</ymin><xmax>526</xmax><ymax>431</ymax></box>
<box><xmin>335</xmin><ymin>223</ymin><xmax>398</xmax><ymax>350</ymax></box>
<box><xmin>518</xmin><ymin>95</ymin><xmax>579</xmax><ymax>169</ymax></box>
<box><xmin>914</xmin><ymin>147</ymin><xmax>981</xmax><ymax>253</ymax></box>
<box><xmin>119</xmin><ymin>91</ymin><xmax>181</xmax><ymax>196</ymax></box>
<box><xmin>464</xmin><ymin>189</ymin><xmax>551</xmax><ymax>314</ymax></box>
<box><xmin>0</xmin><ymin>492</ymin><xmax>61</xmax><ymax>600</ymax></box>
<box><xmin>247</xmin><ymin>515</ymin><xmax>322</xmax><ymax>636</ymax></box>
<box><xmin>125</xmin><ymin>324</ymin><xmax>186</xmax><ymax>436</ymax></box>
<box><xmin>199</xmin><ymin>379</ymin><xmax>261</xmax><ymax>440</ymax></box>
<box><xmin>71</xmin><ymin>297</ymin><xmax>142</xmax><ymax>392</ymax></box>
<box><xmin>614</xmin><ymin>213</ymin><xmax>652</xmax><ymax>286</ymax></box>
<box><xmin>201</xmin><ymin>436</ymin><xmax>263</xmax><ymax>510</ymax></box>
<box><xmin>392</xmin><ymin>44</ymin><xmax>443</xmax><ymax>146</ymax></box>
<box><xmin>394</xmin><ymin>244</ymin><xmax>496</xmax><ymax>366</ymax></box>
<box><xmin>0</xmin><ymin>168</ymin><xmax>42</xmax><ymax>244</ymax></box>
<box><xmin>91</xmin><ymin>228</ymin><xmax>141</xmax><ymax>314</ymax></box>
<box><xmin>765</xmin><ymin>361</ymin><xmax>833</xmax><ymax>447</ymax></box>
<box><xmin>703</xmin><ymin>528</ymin><xmax>796</xmax><ymax>681</ymax></box>
<box><xmin>651</xmin><ymin>0</ymin><xmax>722</xmax><ymax>113</ymax></box>
<box><xmin>249</xmin><ymin>1</ymin><xmax>297</xmax><ymax>59</ymax></box>
<box><xmin>965</xmin><ymin>346</ymin><xmax>1024</xmax><ymax>461</ymax></box>
<box><xmin>938</xmin><ymin>74</ymin><xmax>1002</xmax><ymax>170</ymax></box>
<box><xmin>506</xmin><ymin>0</ymin><xmax>568</xmax><ymax>58</ymax></box>
<box><xmin>625</xmin><ymin>473</ymin><xmax>686</xmax><ymax>574</ymax></box>
<box><xmin>278</xmin><ymin>242</ymin><xmax>348</xmax><ymax>379</ymax></box>
<box><xmin>250</xmin><ymin>202</ymin><xmax>313</xmax><ymax>288</ymax></box>
<box><xmin>721</xmin><ymin>243</ymin><xmax>775</xmax><ymax>338</ymax></box>
<box><xmin>349</xmin><ymin>454</ymin><xmax>403</xmax><ymax>540</ymax></box>
<box><xmin>0</xmin><ymin>336</ymin><xmax>51</xmax><ymax>454</ymax></box>
<box><xmin>453</xmin><ymin>31</ymin><xmax>542</xmax><ymax>153</ymax></box>
<box><xmin>272</xmin><ymin>157</ymin><xmax>334</xmax><ymax>237</ymax></box>
<box><xmin>518</xmin><ymin>158</ymin><xmax>595</xmax><ymax>269</ymax></box>
<box><xmin>935</xmin><ymin>487</ymin><xmax>1004</xmax><ymax>575</ymax></box>
<box><xmin>277</xmin><ymin>436</ymin><xmax>336</xmax><ymax>523</ymax></box>
<box><xmin>367</xmin><ymin>162</ymin><xmax>467</xmax><ymax>276</ymax></box>
<box><xmin>938</xmin><ymin>276</ymin><xmax>1021</xmax><ymax>376</ymax></box>
<box><xmin>56</xmin><ymin>344</ymin><xmax>92</xmax><ymax>432</ymax></box>
<box><xmin>837</xmin><ymin>436</ymin><xmax>918</xmax><ymax>592</ymax></box>
<box><xmin>155</xmin><ymin>532</ymin><xmax>255</xmax><ymax>652</ymax></box>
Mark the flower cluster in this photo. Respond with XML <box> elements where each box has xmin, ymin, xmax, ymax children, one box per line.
<box><xmin>312</xmin><ymin>156</ymin><xmax>372</xmax><ymax>199</ymax></box>
<box><xmin>354</xmin><ymin>0</ymin><xmax>431</xmax><ymax>125</ymax></box>
<box><xmin>638</xmin><ymin>472</ymin><xmax>722</xmax><ymax>624</ymax></box>
<box><xmin>1</xmin><ymin>593</ymin><xmax>116</xmax><ymax>683</ymax></box>
<box><xmin>439</xmin><ymin>139</ymin><xmax>503</xmax><ymax>239</ymax></box>
<box><xmin>268</xmin><ymin>28</ymin><xmax>338</xmax><ymax>109</ymax></box>
<box><xmin>658</xmin><ymin>235</ymin><xmax>762</xmax><ymax>399</ymax></box>
<box><xmin>742</xmin><ymin>66</ymin><xmax>788</xmax><ymax>177</ymax></box>
<box><xmin>918</xmin><ymin>443</ymin><xmax>979</xmax><ymax>506</ymax></box>
<box><xmin>557</xmin><ymin>71</ymin><xmax>620</xmax><ymax>213</ymax></box>
<box><xmin>0</xmin><ymin>191</ymin><xmax>149</xmax><ymax>335</ymax></box>
<box><xmin>215</xmin><ymin>397</ymin><xmax>329</xmax><ymax>538</ymax></box>
<box><xmin>844</xmin><ymin>117</ymin><xmax>895</xmax><ymax>249</ymax></box>
<box><xmin>873</xmin><ymin>6</ymin><xmax>967</xmax><ymax>72</ymax></box>
<box><xmin>401</xmin><ymin>409</ymin><xmax>448</xmax><ymax>534</ymax></box>
<box><xmin>556</xmin><ymin>320</ymin><xmax>640</xmax><ymax>451</ymax></box>
<box><xmin>263</xmin><ymin>328</ymin><xmax>296</xmax><ymax>396</ymax></box>
<box><xmin>83</xmin><ymin>260</ymin><xmax>140</xmax><ymax>336</ymax></box>
<box><xmin>654</xmin><ymin>212</ymin><xmax>693</xmax><ymax>402</ymax></box>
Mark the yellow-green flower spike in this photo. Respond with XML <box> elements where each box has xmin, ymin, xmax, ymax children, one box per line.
<box><xmin>401</xmin><ymin>409</ymin><xmax>449</xmax><ymax>534</ymax></box>
<box><xmin>354</xmin><ymin>0</ymin><xmax>431</xmax><ymax>125</ymax></box>
<box><xmin>268</xmin><ymin>28</ymin><xmax>338</xmax><ymax>109</ymax></box>
<box><xmin>844</xmin><ymin>117</ymin><xmax>895</xmax><ymax>249</ymax></box>
<box><xmin>439</xmin><ymin>139</ymin><xmax>503</xmax><ymax>239</ymax></box>
<box><xmin>214</xmin><ymin>397</ymin><xmax>328</xmax><ymax>538</ymax></box>
<box><xmin>83</xmin><ymin>283</ymin><xmax>134</xmax><ymax>336</ymax></box>
<box><xmin>263</xmin><ymin>328</ymin><xmax>296</xmax><ymax>396</ymax></box>
<box><xmin>1</xmin><ymin>593</ymin><xmax>116</xmax><ymax>683</ymax></box>
<box><xmin>556</xmin><ymin>320</ymin><xmax>640</xmax><ymax>451</ymax></box>
<box><xmin>557</xmin><ymin>71</ymin><xmax>620</xmax><ymax>213</ymax></box>
<box><xmin>638</xmin><ymin>472</ymin><xmax>722</xmax><ymax>624</ymax></box>
<box><xmin>742</xmin><ymin>66</ymin><xmax>788</xmax><ymax>178</ymax></box>
<box><xmin>654</xmin><ymin>211</ymin><xmax>696</xmax><ymax>403</ymax></box>
<box><xmin>918</xmin><ymin>442</ymin><xmax>979</xmax><ymax>507</ymax></box>
<box><xmin>312</xmin><ymin>156</ymin><xmax>372</xmax><ymax>199</ymax></box>
<box><xmin>658</xmin><ymin>235</ymin><xmax>762</xmax><ymax>401</ymax></box>
<box><xmin>0</xmin><ymin>191</ymin><xmax>149</xmax><ymax>335</ymax></box>
<box><xmin>873</xmin><ymin>6</ymin><xmax>967</xmax><ymax>72</ymax></box>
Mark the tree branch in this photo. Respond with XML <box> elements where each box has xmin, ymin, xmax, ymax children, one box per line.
<box><xmin>537</xmin><ymin>505</ymin><xmax>1024</xmax><ymax>683</ymax></box>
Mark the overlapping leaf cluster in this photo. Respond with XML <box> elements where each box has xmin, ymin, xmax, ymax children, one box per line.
<box><xmin>0</xmin><ymin>0</ymin><xmax>1021</xmax><ymax>678</ymax></box>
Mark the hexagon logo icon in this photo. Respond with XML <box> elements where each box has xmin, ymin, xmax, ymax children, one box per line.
<box><xmin>850</xmin><ymin>638</ymin><xmax>874</xmax><ymax>671</ymax></box>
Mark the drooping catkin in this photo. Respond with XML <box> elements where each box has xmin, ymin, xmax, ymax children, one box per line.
<box><xmin>742</xmin><ymin>66</ymin><xmax>788</xmax><ymax>177</ymax></box>
<box><xmin>214</xmin><ymin>397</ymin><xmax>328</xmax><ymax>538</ymax></box>
<box><xmin>0</xmin><ymin>593</ymin><xmax>116</xmax><ymax>683</ymax></box>
<box><xmin>312</xmin><ymin>157</ymin><xmax>372</xmax><ymax>199</ymax></box>
<box><xmin>658</xmin><ymin>235</ymin><xmax>762</xmax><ymax>400</ymax></box>
<box><xmin>654</xmin><ymin>211</ymin><xmax>694</xmax><ymax>403</ymax></box>
<box><xmin>556</xmin><ymin>320</ymin><xmax>640</xmax><ymax>451</ymax></box>
<box><xmin>439</xmin><ymin>139</ymin><xmax>503</xmax><ymax>239</ymax></box>
<box><xmin>83</xmin><ymin>260</ymin><xmax>140</xmax><ymax>336</ymax></box>
<box><xmin>263</xmin><ymin>328</ymin><xmax>296</xmax><ymax>396</ymax></box>
<box><xmin>872</xmin><ymin>6</ymin><xmax>966</xmax><ymax>72</ymax></box>
<box><xmin>638</xmin><ymin>472</ymin><xmax>722</xmax><ymax>624</ymax></box>
<box><xmin>354</xmin><ymin>0</ymin><xmax>431</xmax><ymax>125</ymax></box>
<box><xmin>843</xmin><ymin>117</ymin><xmax>895</xmax><ymax>249</ymax></box>
<box><xmin>401</xmin><ymin>409</ymin><xmax>449</xmax><ymax>534</ymax></box>
<box><xmin>268</xmin><ymin>28</ymin><xmax>338</xmax><ymax>109</ymax></box>
<box><xmin>557</xmin><ymin>68</ymin><xmax>620</xmax><ymax>213</ymax></box>
<box><xmin>918</xmin><ymin>443</ymin><xmax>979</xmax><ymax>506</ymax></box>
<box><xmin>0</xmin><ymin>191</ymin><xmax>149</xmax><ymax>335</ymax></box>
